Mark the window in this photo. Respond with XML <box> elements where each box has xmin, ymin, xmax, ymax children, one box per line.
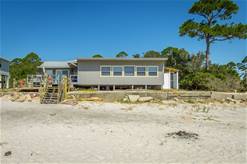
<box><xmin>70</xmin><ymin>75</ymin><xmax>78</xmax><ymax>83</ymax></box>
<box><xmin>62</xmin><ymin>70</ymin><xmax>68</xmax><ymax>76</ymax></box>
<box><xmin>124</xmin><ymin>66</ymin><xmax>134</xmax><ymax>76</ymax></box>
<box><xmin>148</xmin><ymin>67</ymin><xmax>158</xmax><ymax>76</ymax></box>
<box><xmin>113</xmin><ymin>67</ymin><xmax>122</xmax><ymax>76</ymax></box>
<box><xmin>137</xmin><ymin>67</ymin><xmax>146</xmax><ymax>76</ymax></box>
<box><xmin>101</xmin><ymin>67</ymin><xmax>111</xmax><ymax>76</ymax></box>
<box><xmin>46</xmin><ymin>70</ymin><xmax>54</xmax><ymax>77</ymax></box>
<box><xmin>99</xmin><ymin>65</ymin><xmax>158</xmax><ymax>77</ymax></box>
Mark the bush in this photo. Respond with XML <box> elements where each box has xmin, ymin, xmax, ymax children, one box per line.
<box><xmin>180</xmin><ymin>71</ymin><xmax>241</xmax><ymax>91</ymax></box>
<box><xmin>240</xmin><ymin>78</ymin><xmax>247</xmax><ymax>91</ymax></box>
<box><xmin>180</xmin><ymin>72</ymin><xmax>216</xmax><ymax>90</ymax></box>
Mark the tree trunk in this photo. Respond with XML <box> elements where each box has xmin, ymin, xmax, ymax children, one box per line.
<box><xmin>205</xmin><ymin>38</ymin><xmax>210</xmax><ymax>70</ymax></box>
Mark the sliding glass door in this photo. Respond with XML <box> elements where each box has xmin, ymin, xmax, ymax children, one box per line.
<box><xmin>55</xmin><ymin>69</ymin><xmax>69</xmax><ymax>84</ymax></box>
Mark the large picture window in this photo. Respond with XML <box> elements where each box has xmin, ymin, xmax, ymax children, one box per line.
<box><xmin>113</xmin><ymin>67</ymin><xmax>122</xmax><ymax>76</ymax></box>
<box><xmin>148</xmin><ymin>67</ymin><xmax>158</xmax><ymax>76</ymax></box>
<box><xmin>101</xmin><ymin>67</ymin><xmax>111</xmax><ymax>76</ymax></box>
<box><xmin>137</xmin><ymin>67</ymin><xmax>146</xmax><ymax>76</ymax></box>
<box><xmin>124</xmin><ymin>66</ymin><xmax>135</xmax><ymax>76</ymax></box>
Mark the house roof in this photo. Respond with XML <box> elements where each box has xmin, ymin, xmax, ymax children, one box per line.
<box><xmin>38</xmin><ymin>58</ymin><xmax>167</xmax><ymax>68</ymax></box>
<box><xmin>77</xmin><ymin>58</ymin><xmax>167</xmax><ymax>62</ymax></box>
<box><xmin>38</xmin><ymin>61</ymin><xmax>71</xmax><ymax>69</ymax></box>
<box><xmin>0</xmin><ymin>57</ymin><xmax>10</xmax><ymax>63</ymax></box>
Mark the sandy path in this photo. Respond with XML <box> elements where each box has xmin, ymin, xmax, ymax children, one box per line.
<box><xmin>0</xmin><ymin>98</ymin><xmax>247</xmax><ymax>163</ymax></box>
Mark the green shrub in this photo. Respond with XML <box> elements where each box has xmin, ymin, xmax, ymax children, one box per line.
<box><xmin>180</xmin><ymin>71</ymin><xmax>241</xmax><ymax>91</ymax></box>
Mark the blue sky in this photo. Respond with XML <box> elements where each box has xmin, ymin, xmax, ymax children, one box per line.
<box><xmin>1</xmin><ymin>0</ymin><xmax>246</xmax><ymax>64</ymax></box>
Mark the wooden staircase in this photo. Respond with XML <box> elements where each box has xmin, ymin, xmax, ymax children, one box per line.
<box><xmin>40</xmin><ymin>75</ymin><xmax>69</xmax><ymax>104</ymax></box>
<box><xmin>41</xmin><ymin>86</ymin><xmax>59</xmax><ymax>104</ymax></box>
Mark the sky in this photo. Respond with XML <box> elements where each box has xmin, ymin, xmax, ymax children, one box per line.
<box><xmin>1</xmin><ymin>0</ymin><xmax>246</xmax><ymax>64</ymax></box>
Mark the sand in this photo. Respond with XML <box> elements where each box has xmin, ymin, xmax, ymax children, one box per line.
<box><xmin>0</xmin><ymin>98</ymin><xmax>247</xmax><ymax>163</ymax></box>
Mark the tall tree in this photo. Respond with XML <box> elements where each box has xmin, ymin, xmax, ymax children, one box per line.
<box><xmin>237</xmin><ymin>56</ymin><xmax>247</xmax><ymax>90</ymax></box>
<box><xmin>179</xmin><ymin>0</ymin><xmax>247</xmax><ymax>69</ymax></box>
<box><xmin>237</xmin><ymin>56</ymin><xmax>247</xmax><ymax>78</ymax></box>
<box><xmin>132</xmin><ymin>54</ymin><xmax>141</xmax><ymax>58</ymax></box>
<box><xmin>161</xmin><ymin>47</ymin><xmax>190</xmax><ymax>67</ymax></box>
<box><xmin>143</xmin><ymin>50</ymin><xmax>161</xmax><ymax>58</ymax></box>
<box><xmin>9</xmin><ymin>52</ymin><xmax>42</xmax><ymax>86</ymax></box>
<box><xmin>116</xmin><ymin>51</ymin><xmax>128</xmax><ymax>58</ymax></box>
<box><xmin>161</xmin><ymin>47</ymin><xmax>190</xmax><ymax>79</ymax></box>
<box><xmin>92</xmin><ymin>54</ymin><xmax>103</xmax><ymax>58</ymax></box>
<box><xmin>190</xmin><ymin>51</ymin><xmax>206</xmax><ymax>71</ymax></box>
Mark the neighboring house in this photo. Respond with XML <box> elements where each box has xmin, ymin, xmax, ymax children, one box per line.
<box><xmin>0</xmin><ymin>57</ymin><xmax>10</xmax><ymax>89</ymax></box>
<box><xmin>30</xmin><ymin>58</ymin><xmax>179</xmax><ymax>90</ymax></box>
<box><xmin>37</xmin><ymin>60</ymin><xmax>78</xmax><ymax>85</ymax></box>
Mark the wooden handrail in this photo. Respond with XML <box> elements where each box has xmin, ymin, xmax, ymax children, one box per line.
<box><xmin>57</xmin><ymin>76</ymin><xmax>69</xmax><ymax>102</ymax></box>
<box><xmin>39</xmin><ymin>74</ymin><xmax>49</xmax><ymax>103</ymax></box>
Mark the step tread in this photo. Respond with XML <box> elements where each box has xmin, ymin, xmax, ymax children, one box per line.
<box><xmin>41</xmin><ymin>86</ymin><xmax>61</xmax><ymax>104</ymax></box>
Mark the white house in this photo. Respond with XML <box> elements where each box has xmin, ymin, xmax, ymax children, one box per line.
<box><xmin>0</xmin><ymin>57</ymin><xmax>10</xmax><ymax>89</ymax></box>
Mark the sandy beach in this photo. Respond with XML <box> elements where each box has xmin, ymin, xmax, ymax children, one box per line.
<box><xmin>1</xmin><ymin>98</ymin><xmax>247</xmax><ymax>163</ymax></box>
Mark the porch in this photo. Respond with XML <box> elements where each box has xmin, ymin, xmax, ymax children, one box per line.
<box><xmin>26</xmin><ymin>74</ymin><xmax>78</xmax><ymax>88</ymax></box>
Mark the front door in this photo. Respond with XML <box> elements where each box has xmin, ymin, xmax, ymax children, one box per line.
<box><xmin>55</xmin><ymin>69</ymin><xmax>69</xmax><ymax>84</ymax></box>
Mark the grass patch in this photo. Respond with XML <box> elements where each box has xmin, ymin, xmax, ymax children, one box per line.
<box><xmin>193</xmin><ymin>106</ymin><xmax>210</xmax><ymax>113</ymax></box>
<box><xmin>203</xmin><ymin>116</ymin><xmax>220</xmax><ymax>122</ymax></box>
<box><xmin>0</xmin><ymin>88</ymin><xmax>16</xmax><ymax>93</ymax></box>
<box><xmin>184</xmin><ymin>99</ymin><xmax>196</xmax><ymax>104</ymax></box>
<box><xmin>83</xmin><ymin>106</ymin><xmax>90</xmax><ymax>110</ymax></box>
<box><xmin>78</xmin><ymin>89</ymin><xmax>96</xmax><ymax>93</ymax></box>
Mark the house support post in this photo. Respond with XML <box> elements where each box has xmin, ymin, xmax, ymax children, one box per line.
<box><xmin>0</xmin><ymin>76</ymin><xmax>2</xmax><ymax>89</ymax></box>
<box><xmin>97</xmin><ymin>85</ymin><xmax>100</xmax><ymax>91</ymax></box>
<box><xmin>6</xmin><ymin>76</ymin><xmax>9</xmax><ymax>89</ymax></box>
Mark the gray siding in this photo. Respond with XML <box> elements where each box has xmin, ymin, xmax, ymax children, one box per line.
<box><xmin>77</xmin><ymin>60</ymin><xmax>164</xmax><ymax>85</ymax></box>
<box><xmin>0</xmin><ymin>58</ymin><xmax>10</xmax><ymax>75</ymax></box>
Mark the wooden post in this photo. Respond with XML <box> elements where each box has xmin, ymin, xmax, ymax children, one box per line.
<box><xmin>6</xmin><ymin>76</ymin><xmax>9</xmax><ymax>89</ymax></box>
<box><xmin>64</xmin><ymin>77</ymin><xmax>68</xmax><ymax>100</ymax></box>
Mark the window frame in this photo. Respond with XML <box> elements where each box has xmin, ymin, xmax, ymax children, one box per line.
<box><xmin>113</xmin><ymin>66</ymin><xmax>123</xmax><ymax>76</ymax></box>
<box><xmin>100</xmin><ymin>66</ymin><xmax>111</xmax><ymax>76</ymax></box>
<box><xmin>148</xmin><ymin>66</ymin><xmax>158</xmax><ymax>77</ymax></box>
<box><xmin>99</xmin><ymin>65</ymin><xmax>159</xmax><ymax>77</ymax></box>
<box><xmin>136</xmin><ymin>66</ymin><xmax>146</xmax><ymax>76</ymax></box>
<box><xmin>124</xmin><ymin>65</ymin><xmax>135</xmax><ymax>76</ymax></box>
<box><xmin>70</xmin><ymin>75</ymin><xmax>78</xmax><ymax>83</ymax></box>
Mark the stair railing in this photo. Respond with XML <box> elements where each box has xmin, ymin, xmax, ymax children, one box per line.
<box><xmin>39</xmin><ymin>74</ymin><xmax>49</xmax><ymax>103</ymax></box>
<box><xmin>57</xmin><ymin>76</ymin><xmax>69</xmax><ymax>102</ymax></box>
